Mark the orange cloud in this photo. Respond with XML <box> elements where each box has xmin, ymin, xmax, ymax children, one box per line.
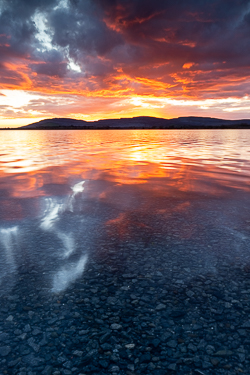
<box><xmin>0</xmin><ymin>0</ymin><xmax>250</xmax><ymax>125</ymax></box>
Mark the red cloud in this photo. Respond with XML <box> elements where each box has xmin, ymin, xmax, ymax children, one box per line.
<box><xmin>0</xmin><ymin>0</ymin><xmax>250</xmax><ymax>123</ymax></box>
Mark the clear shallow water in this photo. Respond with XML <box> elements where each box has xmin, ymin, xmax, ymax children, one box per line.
<box><xmin>0</xmin><ymin>129</ymin><xmax>250</xmax><ymax>295</ymax></box>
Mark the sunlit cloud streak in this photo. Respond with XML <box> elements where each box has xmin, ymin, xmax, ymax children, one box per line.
<box><xmin>0</xmin><ymin>0</ymin><xmax>250</xmax><ymax>125</ymax></box>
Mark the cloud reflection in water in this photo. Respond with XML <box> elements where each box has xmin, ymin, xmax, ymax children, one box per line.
<box><xmin>0</xmin><ymin>226</ymin><xmax>18</xmax><ymax>289</ymax></box>
<box><xmin>0</xmin><ymin>180</ymin><xmax>88</xmax><ymax>295</ymax></box>
<box><xmin>39</xmin><ymin>181</ymin><xmax>88</xmax><ymax>292</ymax></box>
<box><xmin>40</xmin><ymin>198</ymin><xmax>64</xmax><ymax>230</ymax></box>
<box><xmin>52</xmin><ymin>255</ymin><xmax>88</xmax><ymax>294</ymax></box>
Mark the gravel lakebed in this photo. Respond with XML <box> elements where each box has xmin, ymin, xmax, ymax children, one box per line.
<box><xmin>1</xmin><ymin>193</ymin><xmax>250</xmax><ymax>375</ymax></box>
<box><xmin>1</xmin><ymin>235</ymin><xmax>250</xmax><ymax>375</ymax></box>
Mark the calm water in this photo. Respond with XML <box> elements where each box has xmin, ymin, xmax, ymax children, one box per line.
<box><xmin>0</xmin><ymin>129</ymin><xmax>250</xmax><ymax>295</ymax></box>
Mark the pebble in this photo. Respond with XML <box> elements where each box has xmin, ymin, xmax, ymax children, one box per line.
<box><xmin>0</xmin><ymin>346</ymin><xmax>11</xmax><ymax>356</ymax></box>
<box><xmin>214</xmin><ymin>350</ymin><xmax>233</xmax><ymax>357</ymax></box>
<box><xmin>140</xmin><ymin>353</ymin><xmax>151</xmax><ymax>363</ymax></box>
<box><xmin>125</xmin><ymin>344</ymin><xmax>135</xmax><ymax>349</ymax></box>
<box><xmin>155</xmin><ymin>303</ymin><xmax>166</xmax><ymax>310</ymax></box>
<box><xmin>110</xmin><ymin>323</ymin><xmax>122</xmax><ymax>330</ymax></box>
<box><xmin>168</xmin><ymin>363</ymin><xmax>177</xmax><ymax>371</ymax></box>
<box><xmin>167</xmin><ymin>340</ymin><xmax>178</xmax><ymax>348</ymax></box>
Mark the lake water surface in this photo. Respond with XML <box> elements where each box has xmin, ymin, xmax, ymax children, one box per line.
<box><xmin>1</xmin><ymin>129</ymin><xmax>250</xmax><ymax>374</ymax></box>
<box><xmin>1</xmin><ymin>129</ymin><xmax>250</xmax><ymax>294</ymax></box>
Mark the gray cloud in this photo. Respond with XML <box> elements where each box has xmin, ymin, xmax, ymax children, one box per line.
<box><xmin>32</xmin><ymin>62</ymin><xmax>68</xmax><ymax>77</ymax></box>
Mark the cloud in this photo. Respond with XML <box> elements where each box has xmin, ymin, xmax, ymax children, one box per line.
<box><xmin>0</xmin><ymin>0</ymin><xmax>250</xmax><ymax>122</ymax></box>
<box><xmin>32</xmin><ymin>62</ymin><xmax>68</xmax><ymax>77</ymax></box>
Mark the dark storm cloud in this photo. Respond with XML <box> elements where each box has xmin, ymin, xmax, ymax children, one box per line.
<box><xmin>31</xmin><ymin>49</ymin><xmax>68</xmax><ymax>78</ymax></box>
<box><xmin>0</xmin><ymin>0</ymin><xmax>250</xmax><ymax>98</ymax></box>
<box><xmin>0</xmin><ymin>0</ymin><xmax>56</xmax><ymax>56</ymax></box>
<box><xmin>32</xmin><ymin>62</ymin><xmax>68</xmax><ymax>77</ymax></box>
<box><xmin>99</xmin><ymin>0</ymin><xmax>250</xmax><ymax>62</ymax></box>
<box><xmin>0</xmin><ymin>0</ymin><xmax>58</xmax><ymax>87</ymax></box>
<box><xmin>49</xmin><ymin>4</ymin><xmax>123</xmax><ymax>56</ymax></box>
<box><xmin>48</xmin><ymin>0</ymin><xmax>250</xmax><ymax>90</ymax></box>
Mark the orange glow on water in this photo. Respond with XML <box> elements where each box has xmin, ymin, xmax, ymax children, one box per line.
<box><xmin>1</xmin><ymin>127</ymin><xmax>250</xmax><ymax>234</ymax></box>
<box><xmin>0</xmin><ymin>128</ymin><xmax>250</xmax><ymax>197</ymax></box>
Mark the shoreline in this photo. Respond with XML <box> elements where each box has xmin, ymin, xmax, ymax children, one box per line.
<box><xmin>2</xmin><ymin>125</ymin><xmax>250</xmax><ymax>130</ymax></box>
<box><xmin>2</xmin><ymin>115</ymin><xmax>250</xmax><ymax>130</ymax></box>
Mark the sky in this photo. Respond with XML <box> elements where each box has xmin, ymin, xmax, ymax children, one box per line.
<box><xmin>1</xmin><ymin>0</ymin><xmax>250</xmax><ymax>127</ymax></box>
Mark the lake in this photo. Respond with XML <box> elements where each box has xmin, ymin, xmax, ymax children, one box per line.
<box><xmin>0</xmin><ymin>129</ymin><xmax>250</xmax><ymax>374</ymax></box>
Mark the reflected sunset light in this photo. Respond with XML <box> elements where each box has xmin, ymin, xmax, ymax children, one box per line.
<box><xmin>0</xmin><ymin>129</ymin><xmax>250</xmax><ymax>204</ymax></box>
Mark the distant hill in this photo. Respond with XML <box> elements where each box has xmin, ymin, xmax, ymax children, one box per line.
<box><xmin>18</xmin><ymin>116</ymin><xmax>250</xmax><ymax>129</ymax></box>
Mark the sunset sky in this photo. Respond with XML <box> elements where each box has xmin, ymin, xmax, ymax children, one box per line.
<box><xmin>1</xmin><ymin>0</ymin><xmax>250</xmax><ymax>127</ymax></box>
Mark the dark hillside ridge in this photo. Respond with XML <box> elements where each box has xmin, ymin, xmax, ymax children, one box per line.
<box><xmin>18</xmin><ymin>116</ymin><xmax>250</xmax><ymax>129</ymax></box>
